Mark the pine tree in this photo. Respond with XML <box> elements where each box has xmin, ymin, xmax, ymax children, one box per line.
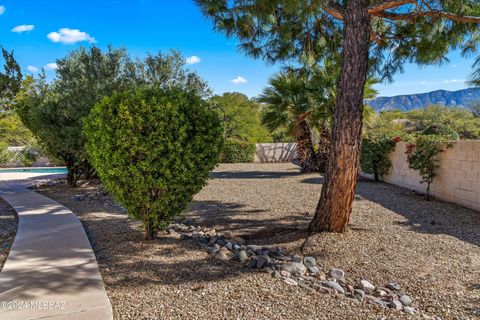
<box><xmin>196</xmin><ymin>0</ymin><xmax>480</xmax><ymax>233</ymax></box>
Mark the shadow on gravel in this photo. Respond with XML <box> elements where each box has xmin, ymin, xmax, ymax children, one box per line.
<box><xmin>355</xmin><ymin>178</ymin><xmax>480</xmax><ymax>248</ymax></box>
<box><xmin>210</xmin><ymin>170</ymin><xmax>303</xmax><ymax>180</ymax></box>
<box><xmin>301</xmin><ymin>175</ymin><xmax>480</xmax><ymax>248</ymax></box>
<box><xmin>187</xmin><ymin>200</ymin><xmax>309</xmax><ymax>246</ymax></box>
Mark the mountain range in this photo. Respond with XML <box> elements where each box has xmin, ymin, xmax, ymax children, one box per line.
<box><xmin>366</xmin><ymin>88</ymin><xmax>480</xmax><ymax>112</ymax></box>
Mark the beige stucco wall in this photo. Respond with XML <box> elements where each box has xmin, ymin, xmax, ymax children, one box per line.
<box><xmin>366</xmin><ymin>141</ymin><xmax>480</xmax><ymax>212</ymax></box>
<box><xmin>254</xmin><ymin>143</ymin><xmax>297</xmax><ymax>163</ymax></box>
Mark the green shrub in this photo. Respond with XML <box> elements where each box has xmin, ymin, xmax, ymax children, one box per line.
<box><xmin>220</xmin><ymin>139</ymin><xmax>255</xmax><ymax>163</ymax></box>
<box><xmin>84</xmin><ymin>87</ymin><xmax>223</xmax><ymax>239</ymax></box>
<box><xmin>360</xmin><ymin>134</ymin><xmax>396</xmax><ymax>181</ymax></box>
<box><xmin>406</xmin><ymin>134</ymin><xmax>450</xmax><ymax>201</ymax></box>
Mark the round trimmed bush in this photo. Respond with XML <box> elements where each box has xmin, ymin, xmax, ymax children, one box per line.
<box><xmin>84</xmin><ymin>87</ymin><xmax>223</xmax><ymax>239</ymax></box>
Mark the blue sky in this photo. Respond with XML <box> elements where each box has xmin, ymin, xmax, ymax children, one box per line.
<box><xmin>0</xmin><ymin>0</ymin><xmax>477</xmax><ymax>98</ymax></box>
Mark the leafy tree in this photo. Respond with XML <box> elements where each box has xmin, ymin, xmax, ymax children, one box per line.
<box><xmin>381</xmin><ymin>105</ymin><xmax>480</xmax><ymax>139</ymax></box>
<box><xmin>210</xmin><ymin>92</ymin><xmax>271</xmax><ymax>143</ymax></box>
<box><xmin>84</xmin><ymin>87</ymin><xmax>223</xmax><ymax>240</ymax></box>
<box><xmin>406</xmin><ymin>135</ymin><xmax>450</xmax><ymax>201</ymax></box>
<box><xmin>0</xmin><ymin>47</ymin><xmax>22</xmax><ymax>117</ymax></box>
<box><xmin>196</xmin><ymin>0</ymin><xmax>480</xmax><ymax>233</ymax></box>
<box><xmin>15</xmin><ymin>47</ymin><xmax>209</xmax><ymax>186</ymax></box>
<box><xmin>360</xmin><ymin>133</ymin><xmax>396</xmax><ymax>181</ymax></box>
<box><xmin>469</xmin><ymin>102</ymin><xmax>480</xmax><ymax>118</ymax></box>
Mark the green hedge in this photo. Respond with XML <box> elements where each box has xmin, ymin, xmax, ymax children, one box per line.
<box><xmin>220</xmin><ymin>139</ymin><xmax>255</xmax><ymax>163</ymax></box>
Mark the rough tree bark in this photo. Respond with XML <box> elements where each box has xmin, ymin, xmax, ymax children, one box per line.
<box><xmin>309</xmin><ymin>0</ymin><xmax>370</xmax><ymax>233</ymax></box>
<box><xmin>295</xmin><ymin>118</ymin><xmax>317</xmax><ymax>172</ymax></box>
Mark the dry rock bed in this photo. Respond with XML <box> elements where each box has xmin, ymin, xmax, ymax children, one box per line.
<box><xmin>35</xmin><ymin>163</ymin><xmax>480</xmax><ymax>320</ymax></box>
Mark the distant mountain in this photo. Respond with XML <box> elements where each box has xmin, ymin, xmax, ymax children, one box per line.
<box><xmin>366</xmin><ymin>88</ymin><xmax>480</xmax><ymax>112</ymax></box>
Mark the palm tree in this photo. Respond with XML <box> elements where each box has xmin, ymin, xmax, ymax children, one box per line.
<box><xmin>259</xmin><ymin>70</ymin><xmax>318</xmax><ymax>172</ymax></box>
<box><xmin>260</xmin><ymin>66</ymin><xmax>378</xmax><ymax>172</ymax></box>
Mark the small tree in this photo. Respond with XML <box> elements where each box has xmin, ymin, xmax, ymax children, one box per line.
<box><xmin>84</xmin><ymin>88</ymin><xmax>223</xmax><ymax>240</ymax></box>
<box><xmin>0</xmin><ymin>47</ymin><xmax>22</xmax><ymax>116</ymax></box>
<box><xmin>360</xmin><ymin>133</ymin><xmax>396</xmax><ymax>181</ymax></box>
<box><xmin>406</xmin><ymin>135</ymin><xmax>449</xmax><ymax>201</ymax></box>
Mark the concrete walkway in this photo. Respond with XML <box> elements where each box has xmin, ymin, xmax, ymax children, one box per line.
<box><xmin>0</xmin><ymin>172</ymin><xmax>113</xmax><ymax>320</ymax></box>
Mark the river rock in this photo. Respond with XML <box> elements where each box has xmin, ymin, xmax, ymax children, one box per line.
<box><xmin>388</xmin><ymin>300</ymin><xmax>403</xmax><ymax>310</ymax></box>
<box><xmin>234</xmin><ymin>250</ymin><xmax>248</xmax><ymax>263</ymax></box>
<box><xmin>303</xmin><ymin>256</ymin><xmax>316</xmax><ymax>268</ymax></box>
<box><xmin>256</xmin><ymin>255</ymin><xmax>271</xmax><ymax>268</ymax></box>
<box><xmin>323</xmin><ymin>281</ymin><xmax>345</xmax><ymax>294</ymax></box>
<box><xmin>400</xmin><ymin>294</ymin><xmax>413</xmax><ymax>306</ymax></box>
<box><xmin>328</xmin><ymin>268</ymin><xmax>345</xmax><ymax>279</ymax></box>
<box><xmin>281</xmin><ymin>262</ymin><xmax>306</xmax><ymax>277</ymax></box>
<box><xmin>292</xmin><ymin>255</ymin><xmax>303</xmax><ymax>263</ymax></box>
<box><xmin>359</xmin><ymin>280</ymin><xmax>375</xmax><ymax>293</ymax></box>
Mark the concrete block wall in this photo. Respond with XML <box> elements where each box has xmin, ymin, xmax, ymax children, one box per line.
<box><xmin>254</xmin><ymin>143</ymin><xmax>297</xmax><ymax>163</ymax></box>
<box><xmin>372</xmin><ymin>141</ymin><xmax>480</xmax><ymax>212</ymax></box>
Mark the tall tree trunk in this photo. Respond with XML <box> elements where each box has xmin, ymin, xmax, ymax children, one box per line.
<box><xmin>295</xmin><ymin>118</ymin><xmax>316</xmax><ymax>172</ymax></box>
<box><xmin>309</xmin><ymin>0</ymin><xmax>370</xmax><ymax>233</ymax></box>
<box><xmin>316</xmin><ymin>124</ymin><xmax>331</xmax><ymax>173</ymax></box>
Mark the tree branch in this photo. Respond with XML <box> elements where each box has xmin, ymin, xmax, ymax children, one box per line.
<box><xmin>368</xmin><ymin>0</ymin><xmax>416</xmax><ymax>14</ymax></box>
<box><xmin>373</xmin><ymin>10</ymin><xmax>480</xmax><ymax>23</ymax></box>
<box><xmin>322</xmin><ymin>2</ymin><xmax>345</xmax><ymax>20</ymax></box>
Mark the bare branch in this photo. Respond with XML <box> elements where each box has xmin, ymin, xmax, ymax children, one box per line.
<box><xmin>374</xmin><ymin>10</ymin><xmax>480</xmax><ymax>23</ymax></box>
<box><xmin>368</xmin><ymin>0</ymin><xmax>416</xmax><ymax>14</ymax></box>
<box><xmin>322</xmin><ymin>2</ymin><xmax>344</xmax><ymax>21</ymax></box>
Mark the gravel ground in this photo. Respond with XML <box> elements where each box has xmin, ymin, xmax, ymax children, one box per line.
<box><xmin>35</xmin><ymin>163</ymin><xmax>480</xmax><ymax>320</ymax></box>
<box><xmin>0</xmin><ymin>197</ymin><xmax>18</xmax><ymax>272</ymax></box>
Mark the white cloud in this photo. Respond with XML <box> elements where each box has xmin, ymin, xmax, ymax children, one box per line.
<box><xmin>185</xmin><ymin>55</ymin><xmax>201</xmax><ymax>65</ymax></box>
<box><xmin>420</xmin><ymin>81</ymin><xmax>428</xmax><ymax>85</ymax></box>
<box><xmin>452</xmin><ymin>64</ymin><xmax>457</xmax><ymax>68</ymax></box>
<box><xmin>27</xmin><ymin>65</ymin><xmax>38</xmax><ymax>72</ymax></box>
<box><xmin>443</xmin><ymin>79</ymin><xmax>465</xmax><ymax>84</ymax></box>
<box><xmin>47</xmin><ymin>28</ymin><xmax>96</xmax><ymax>44</ymax></box>
<box><xmin>12</xmin><ymin>24</ymin><xmax>35</xmax><ymax>33</ymax></box>
<box><xmin>44</xmin><ymin>63</ymin><xmax>58</xmax><ymax>71</ymax></box>
<box><xmin>230</xmin><ymin>76</ymin><xmax>247</xmax><ymax>84</ymax></box>
<box><xmin>0</xmin><ymin>5</ymin><xmax>5</xmax><ymax>15</ymax></box>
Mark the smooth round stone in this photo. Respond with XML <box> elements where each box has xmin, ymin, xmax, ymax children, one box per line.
<box><xmin>400</xmin><ymin>294</ymin><xmax>413</xmax><ymax>306</ymax></box>
<box><xmin>303</xmin><ymin>256</ymin><xmax>316</xmax><ymax>268</ymax></box>
<box><xmin>328</xmin><ymin>268</ymin><xmax>345</xmax><ymax>279</ymax></box>
<box><xmin>234</xmin><ymin>250</ymin><xmax>248</xmax><ymax>263</ymax></box>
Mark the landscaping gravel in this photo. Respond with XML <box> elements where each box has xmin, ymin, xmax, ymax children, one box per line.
<box><xmin>35</xmin><ymin>163</ymin><xmax>480</xmax><ymax>320</ymax></box>
<box><xmin>0</xmin><ymin>197</ymin><xmax>17</xmax><ymax>272</ymax></box>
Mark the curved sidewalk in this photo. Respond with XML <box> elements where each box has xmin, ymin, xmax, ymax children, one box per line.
<box><xmin>0</xmin><ymin>172</ymin><xmax>113</xmax><ymax>320</ymax></box>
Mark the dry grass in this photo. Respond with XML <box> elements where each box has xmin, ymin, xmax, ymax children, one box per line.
<box><xmin>36</xmin><ymin>163</ymin><xmax>480</xmax><ymax>320</ymax></box>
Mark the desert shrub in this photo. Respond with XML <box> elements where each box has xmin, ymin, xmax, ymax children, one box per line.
<box><xmin>406</xmin><ymin>134</ymin><xmax>450</xmax><ymax>200</ymax></box>
<box><xmin>360</xmin><ymin>134</ymin><xmax>397</xmax><ymax>181</ymax></box>
<box><xmin>220</xmin><ymin>139</ymin><xmax>255</xmax><ymax>163</ymax></box>
<box><xmin>84</xmin><ymin>87</ymin><xmax>223</xmax><ymax>239</ymax></box>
